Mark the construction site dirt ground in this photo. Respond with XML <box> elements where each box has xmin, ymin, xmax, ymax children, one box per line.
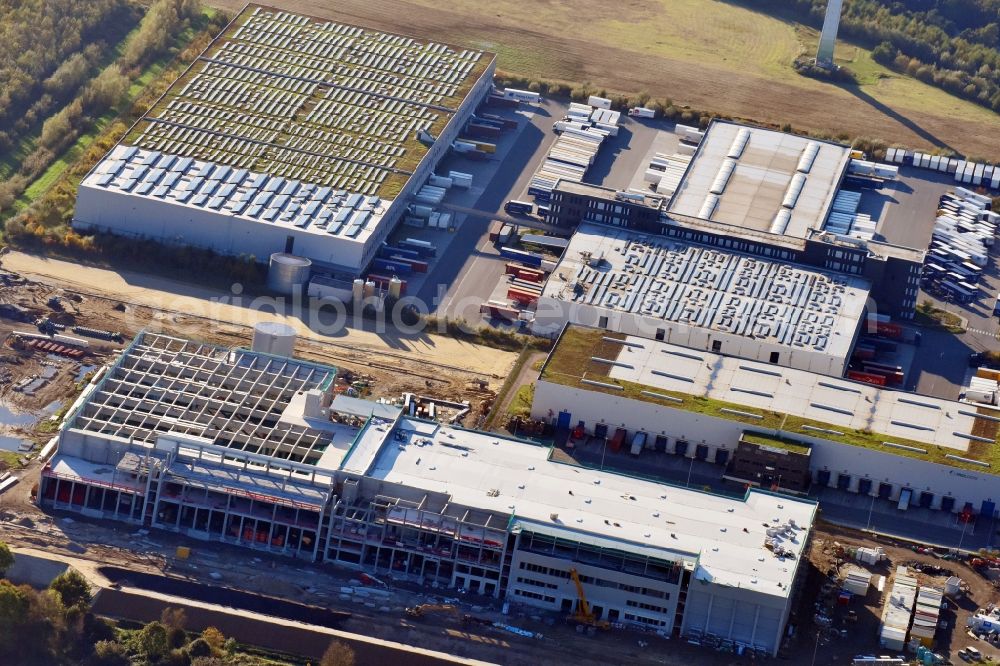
<box><xmin>803</xmin><ymin>523</ymin><xmax>1000</xmax><ymax>665</ymax></box>
<box><xmin>0</xmin><ymin>251</ymin><xmax>516</xmax><ymax>378</ymax></box>
<box><xmin>0</xmin><ymin>253</ymin><xmax>518</xmax><ymax>459</ymax></box>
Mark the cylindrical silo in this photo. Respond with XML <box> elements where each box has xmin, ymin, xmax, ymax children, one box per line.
<box><xmin>363</xmin><ymin>280</ymin><xmax>376</xmax><ymax>298</ymax></box>
<box><xmin>251</xmin><ymin>321</ymin><xmax>297</xmax><ymax>358</ymax></box>
<box><xmin>388</xmin><ymin>277</ymin><xmax>402</xmax><ymax>299</ymax></box>
<box><xmin>352</xmin><ymin>279</ymin><xmax>364</xmax><ymax>302</ymax></box>
<box><xmin>267</xmin><ymin>253</ymin><xmax>312</xmax><ymax>295</ymax></box>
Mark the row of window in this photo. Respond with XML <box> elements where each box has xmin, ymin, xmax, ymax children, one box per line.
<box><xmin>517</xmin><ymin>561</ymin><xmax>670</xmax><ymax>599</ymax></box>
<box><xmin>624</xmin><ymin>612</ymin><xmax>667</xmax><ymax>627</ymax></box>
<box><xmin>514</xmin><ymin>588</ymin><xmax>556</xmax><ymax>603</ymax></box>
<box><xmin>517</xmin><ymin>576</ymin><xmax>558</xmax><ymax>590</ymax></box>
<box><xmin>627</xmin><ymin>599</ymin><xmax>669</xmax><ymax>614</ymax></box>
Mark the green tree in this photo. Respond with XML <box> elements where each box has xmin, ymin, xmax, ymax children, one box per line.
<box><xmin>0</xmin><ymin>542</ymin><xmax>13</xmax><ymax>576</ymax></box>
<box><xmin>320</xmin><ymin>640</ymin><xmax>356</xmax><ymax>666</ymax></box>
<box><xmin>49</xmin><ymin>569</ymin><xmax>92</xmax><ymax>610</ymax></box>
<box><xmin>89</xmin><ymin>639</ymin><xmax>130</xmax><ymax>666</ymax></box>
<box><xmin>133</xmin><ymin>620</ymin><xmax>170</xmax><ymax>661</ymax></box>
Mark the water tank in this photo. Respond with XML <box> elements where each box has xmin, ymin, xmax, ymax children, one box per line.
<box><xmin>251</xmin><ymin>321</ymin><xmax>297</xmax><ymax>358</ymax></box>
<box><xmin>388</xmin><ymin>277</ymin><xmax>402</xmax><ymax>299</ymax></box>
<box><xmin>352</xmin><ymin>279</ymin><xmax>364</xmax><ymax>302</ymax></box>
<box><xmin>267</xmin><ymin>253</ymin><xmax>312</xmax><ymax>295</ymax></box>
<box><xmin>363</xmin><ymin>280</ymin><xmax>376</xmax><ymax>298</ymax></box>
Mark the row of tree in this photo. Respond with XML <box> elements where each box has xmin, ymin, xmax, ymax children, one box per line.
<box><xmin>0</xmin><ymin>0</ymin><xmax>221</xmax><ymax>219</ymax></box>
<box><xmin>0</xmin><ymin>0</ymin><xmax>141</xmax><ymax>152</ymax></box>
<box><xmin>743</xmin><ymin>0</ymin><xmax>1000</xmax><ymax>111</ymax></box>
<box><xmin>0</xmin><ymin>542</ymin><xmax>356</xmax><ymax>665</ymax></box>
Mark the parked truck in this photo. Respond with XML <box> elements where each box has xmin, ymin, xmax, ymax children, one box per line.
<box><xmin>628</xmin><ymin>107</ymin><xmax>656</xmax><ymax>119</ymax></box>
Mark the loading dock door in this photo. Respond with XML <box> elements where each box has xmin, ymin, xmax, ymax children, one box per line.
<box><xmin>919</xmin><ymin>492</ymin><xmax>934</xmax><ymax>509</ymax></box>
<box><xmin>675</xmin><ymin>440</ymin><xmax>688</xmax><ymax>456</ymax></box>
<box><xmin>982</xmin><ymin>500</ymin><xmax>996</xmax><ymax>519</ymax></box>
<box><xmin>714</xmin><ymin>449</ymin><xmax>729</xmax><ymax>465</ymax></box>
<box><xmin>858</xmin><ymin>478</ymin><xmax>872</xmax><ymax>496</ymax></box>
<box><xmin>594</xmin><ymin>423</ymin><xmax>608</xmax><ymax>439</ymax></box>
<box><xmin>878</xmin><ymin>483</ymin><xmax>893</xmax><ymax>499</ymax></box>
<box><xmin>695</xmin><ymin>444</ymin><xmax>708</xmax><ymax>461</ymax></box>
<box><xmin>654</xmin><ymin>435</ymin><xmax>667</xmax><ymax>452</ymax></box>
<box><xmin>941</xmin><ymin>496</ymin><xmax>955</xmax><ymax>512</ymax></box>
<box><xmin>556</xmin><ymin>411</ymin><xmax>572</xmax><ymax>430</ymax></box>
<box><xmin>837</xmin><ymin>474</ymin><xmax>851</xmax><ymax>491</ymax></box>
<box><xmin>816</xmin><ymin>470</ymin><xmax>831</xmax><ymax>487</ymax></box>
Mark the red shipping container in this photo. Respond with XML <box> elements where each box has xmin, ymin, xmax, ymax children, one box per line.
<box><xmin>847</xmin><ymin>371</ymin><xmax>886</xmax><ymax>386</ymax></box>
<box><xmin>610</xmin><ymin>428</ymin><xmax>627</xmax><ymax>453</ymax></box>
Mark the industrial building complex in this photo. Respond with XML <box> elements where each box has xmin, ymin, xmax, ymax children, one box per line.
<box><xmin>73</xmin><ymin>5</ymin><xmax>494</xmax><ymax>275</ymax></box>
<box><xmin>38</xmin><ymin>330</ymin><xmax>817</xmax><ymax>656</ymax></box>
<box><xmin>532</xmin><ymin>325</ymin><xmax>1000</xmax><ymax>517</ymax></box>
<box><xmin>542</xmin><ymin>121</ymin><xmax>923</xmax><ymax>324</ymax></box>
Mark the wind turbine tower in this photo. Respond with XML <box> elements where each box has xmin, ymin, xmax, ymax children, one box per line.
<box><xmin>816</xmin><ymin>0</ymin><xmax>844</xmax><ymax>66</ymax></box>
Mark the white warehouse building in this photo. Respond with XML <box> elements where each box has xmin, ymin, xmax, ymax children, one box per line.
<box><xmin>533</xmin><ymin>224</ymin><xmax>871</xmax><ymax>377</ymax></box>
<box><xmin>39</xmin><ymin>331</ymin><xmax>816</xmax><ymax>656</ymax></box>
<box><xmin>532</xmin><ymin>325</ymin><xmax>1000</xmax><ymax>517</ymax></box>
<box><xmin>73</xmin><ymin>5</ymin><xmax>495</xmax><ymax>276</ymax></box>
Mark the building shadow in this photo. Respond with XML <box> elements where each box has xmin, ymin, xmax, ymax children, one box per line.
<box><xmin>835</xmin><ymin>83</ymin><xmax>954</xmax><ymax>152</ymax></box>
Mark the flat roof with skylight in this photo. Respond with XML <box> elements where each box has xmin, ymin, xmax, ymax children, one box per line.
<box><xmin>540</xmin><ymin>325</ymin><xmax>1000</xmax><ymax>473</ymax></box>
<box><xmin>668</xmin><ymin>121</ymin><xmax>851</xmax><ymax>239</ymax></box>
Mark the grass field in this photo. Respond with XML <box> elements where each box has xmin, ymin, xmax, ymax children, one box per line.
<box><xmin>209</xmin><ymin>0</ymin><xmax>1000</xmax><ymax>157</ymax></box>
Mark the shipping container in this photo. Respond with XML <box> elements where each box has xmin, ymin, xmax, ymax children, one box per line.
<box><xmin>610</xmin><ymin>428</ymin><xmax>627</xmax><ymax>453</ymax></box>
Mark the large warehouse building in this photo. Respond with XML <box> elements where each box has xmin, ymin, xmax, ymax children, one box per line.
<box><xmin>73</xmin><ymin>5</ymin><xmax>495</xmax><ymax>275</ymax></box>
<box><xmin>39</xmin><ymin>331</ymin><xmax>816</xmax><ymax>655</ymax></box>
<box><xmin>543</xmin><ymin>121</ymin><xmax>923</xmax><ymax>320</ymax></box>
<box><xmin>532</xmin><ymin>325</ymin><xmax>1000</xmax><ymax>517</ymax></box>
<box><xmin>532</xmin><ymin>223</ymin><xmax>871</xmax><ymax>377</ymax></box>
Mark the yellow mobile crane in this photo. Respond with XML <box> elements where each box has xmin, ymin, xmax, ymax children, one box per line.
<box><xmin>568</xmin><ymin>568</ymin><xmax>610</xmax><ymax>629</ymax></box>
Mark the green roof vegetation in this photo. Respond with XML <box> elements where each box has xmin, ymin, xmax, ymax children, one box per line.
<box><xmin>740</xmin><ymin>431</ymin><xmax>811</xmax><ymax>454</ymax></box>
<box><xmin>540</xmin><ymin>325</ymin><xmax>1000</xmax><ymax>475</ymax></box>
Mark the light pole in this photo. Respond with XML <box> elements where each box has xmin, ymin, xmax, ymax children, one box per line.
<box><xmin>865</xmin><ymin>492</ymin><xmax>876</xmax><ymax>532</ymax></box>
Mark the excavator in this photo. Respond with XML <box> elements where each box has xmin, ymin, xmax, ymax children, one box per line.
<box><xmin>406</xmin><ymin>604</ymin><xmax>492</xmax><ymax>627</ymax></box>
<box><xmin>568</xmin><ymin>568</ymin><xmax>610</xmax><ymax>630</ymax></box>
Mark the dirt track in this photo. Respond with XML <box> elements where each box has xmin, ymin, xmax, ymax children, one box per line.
<box><xmin>208</xmin><ymin>0</ymin><xmax>1000</xmax><ymax>157</ymax></box>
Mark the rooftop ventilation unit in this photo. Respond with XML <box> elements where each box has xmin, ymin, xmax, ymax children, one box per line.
<box><xmin>698</xmin><ymin>193</ymin><xmax>719</xmax><ymax>220</ymax></box>
<box><xmin>782</xmin><ymin>173</ymin><xmax>807</xmax><ymax>209</ymax></box>
<box><xmin>797</xmin><ymin>142</ymin><xmax>820</xmax><ymax>174</ymax></box>
<box><xmin>727</xmin><ymin>128</ymin><xmax>750</xmax><ymax>159</ymax></box>
<box><xmin>710</xmin><ymin>158</ymin><xmax>737</xmax><ymax>195</ymax></box>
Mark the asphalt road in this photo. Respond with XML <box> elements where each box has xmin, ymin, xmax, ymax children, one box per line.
<box><xmin>417</xmin><ymin>98</ymin><xmax>567</xmax><ymax>319</ymax></box>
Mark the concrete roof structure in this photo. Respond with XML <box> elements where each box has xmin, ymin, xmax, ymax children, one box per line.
<box><xmin>541</xmin><ymin>224</ymin><xmax>870</xmax><ymax>359</ymax></box>
<box><xmin>354</xmin><ymin>416</ymin><xmax>816</xmax><ymax>597</ymax></box>
<box><xmin>541</xmin><ymin>325</ymin><xmax>1000</xmax><ymax>471</ymax></box>
<box><xmin>669</xmin><ymin>122</ymin><xmax>850</xmax><ymax>239</ymax></box>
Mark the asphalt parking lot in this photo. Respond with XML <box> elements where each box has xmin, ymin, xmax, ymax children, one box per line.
<box><xmin>417</xmin><ymin>99</ymin><xmax>684</xmax><ymax>323</ymax></box>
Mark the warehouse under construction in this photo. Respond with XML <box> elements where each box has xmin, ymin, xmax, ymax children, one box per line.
<box><xmin>38</xmin><ymin>330</ymin><xmax>816</xmax><ymax>656</ymax></box>
<box><xmin>72</xmin><ymin>5</ymin><xmax>494</xmax><ymax>275</ymax></box>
